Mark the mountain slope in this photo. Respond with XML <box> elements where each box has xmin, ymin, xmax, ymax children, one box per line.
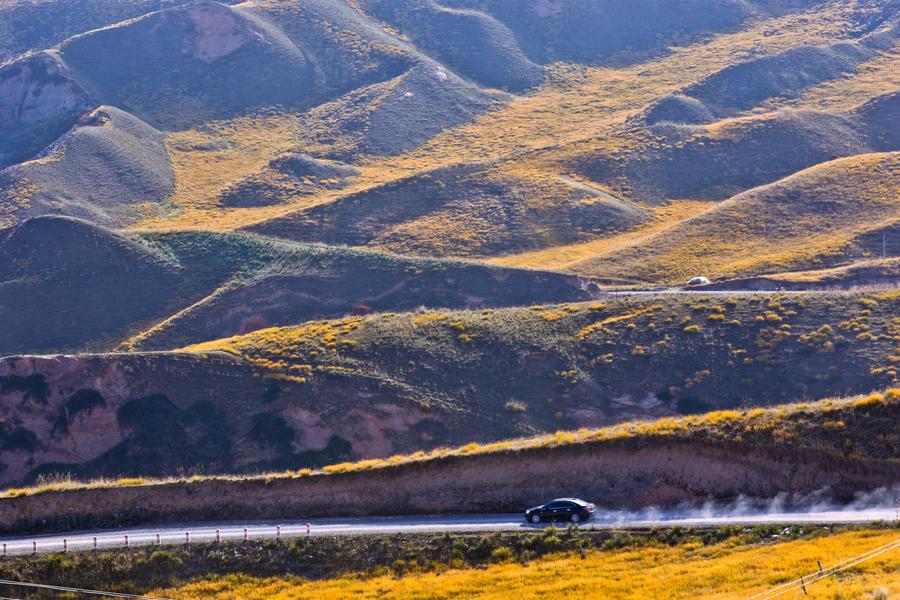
<box><xmin>0</xmin><ymin>290</ymin><xmax>896</xmax><ymax>486</ymax></box>
<box><xmin>0</xmin><ymin>216</ymin><xmax>183</xmax><ymax>354</ymax></box>
<box><xmin>0</xmin><ymin>106</ymin><xmax>173</xmax><ymax>227</ymax></box>
<box><xmin>0</xmin><ymin>218</ymin><xmax>601</xmax><ymax>355</ymax></box>
<box><xmin>580</xmin><ymin>94</ymin><xmax>897</xmax><ymax>204</ymax></box>
<box><xmin>577</xmin><ymin>152</ymin><xmax>900</xmax><ymax>282</ymax></box>
<box><xmin>247</xmin><ymin>164</ymin><xmax>649</xmax><ymax>257</ymax></box>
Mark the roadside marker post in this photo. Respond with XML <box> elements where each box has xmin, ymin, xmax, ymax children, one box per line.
<box><xmin>216</xmin><ymin>529</ymin><xmax>221</xmax><ymax>543</ymax></box>
<box><xmin>243</xmin><ymin>528</ymin><xmax>248</xmax><ymax>541</ymax></box>
<box><xmin>2</xmin><ymin>543</ymin><xmax>6</xmax><ymax>557</ymax></box>
<box><xmin>276</xmin><ymin>525</ymin><xmax>281</xmax><ymax>541</ymax></box>
<box><xmin>63</xmin><ymin>539</ymin><xmax>67</xmax><ymax>553</ymax></box>
<box><xmin>185</xmin><ymin>531</ymin><xmax>190</xmax><ymax>545</ymax></box>
<box><xmin>32</xmin><ymin>541</ymin><xmax>36</xmax><ymax>554</ymax></box>
<box><xmin>306</xmin><ymin>522</ymin><xmax>311</xmax><ymax>538</ymax></box>
<box><xmin>124</xmin><ymin>534</ymin><xmax>129</xmax><ymax>548</ymax></box>
<box><xmin>156</xmin><ymin>533</ymin><xmax>161</xmax><ymax>545</ymax></box>
<box><xmin>93</xmin><ymin>536</ymin><xmax>97</xmax><ymax>550</ymax></box>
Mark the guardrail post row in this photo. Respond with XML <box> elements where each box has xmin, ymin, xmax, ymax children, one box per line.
<box><xmin>243</xmin><ymin>528</ymin><xmax>248</xmax><ymax>542</ymax></box>
<box><xmin>216</xmin><ymin>529</ymin><xmax>221</xmax><ymax>543</ymax></box>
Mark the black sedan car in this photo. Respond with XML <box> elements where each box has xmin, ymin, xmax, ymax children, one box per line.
<box><xmin>524</xmin><ymin>498</ymin><xmax>595</xmax><ymax>523</ymax></box>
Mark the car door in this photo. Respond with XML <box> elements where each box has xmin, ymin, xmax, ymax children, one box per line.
<box><xmin>544</xmin><ymin>502</ymin><xmax>566</xmax><ymax>519</ymax></box>
<box><xmin>557</xmin><ymin>501</ymin><xmax>577</xmax><ymax>518</ymax></box>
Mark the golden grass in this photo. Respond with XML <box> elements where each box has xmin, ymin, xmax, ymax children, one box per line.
<box><xmin>784</xmin><ymin>42</ymin><xmax>900</xmax><ymax>112</ymax></box>
<box><xmin>487</xmin><ymin>200</ymin><xmax>712</xmax><ymax>271</ymax></box>
<box><xmin>367</xmin><ymin>2</ymin><xmax>854</xmax><ymax>175</ymax></box>
<box><xmin>769</xmin><ymin>257</ymin><xmax>900</xmax><ymax>284</ymax></box>
<box><xmin>159</xmin><ymin>529</ymin><xmax>900</xmax><ymax>599</ymax></box>
<box><xmin>576</xmin><ymin>153</ymin><xmax>900</xmax><ymax>282</ymax></box>
<box><xmin>164</xmin><ymin>113</ymin><xmax>300</xmax><ymax>211</ymax></box>
<box><xmin>130</xmin><ymin>1</ymin><xmax>860</xmax><ymax>247</ymax></box>
<box><xmin>0</xmin><ymin>175</ymin><xmax>36</xmax><ymax>228</ymax></box>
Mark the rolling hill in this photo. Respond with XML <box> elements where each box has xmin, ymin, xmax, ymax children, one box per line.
<box><xmin>0</xmin><ymin>106</ymin><xmax>173</xmax><ymax>228</ymax></box>
<box><xmin>1</xmin><ymin>290</ymin><xmax>896</xmax><ymax>486</ymax></box>
<box><xmin>576</xmin><ymin>152</ymin><xmax>900</xmax><ymax>282</ymax></box>
<box><xmin>579</xmin><ymin>93</ymin><xmax>898</xmax><ymax>204</ymax></box>
<box><xmin>0</xmin><ymin>0</ymin><xmax>894</xmax><ymax>279</ymax></box>
<box><xmin>0</xmin><ymin>216</ymin><xmax>601</xmax><ymax>355</ymax></box>
<box><xmin>247</xmin><ymin>163</ymin><xmax>650</xmax><ymax>257</ymax></box>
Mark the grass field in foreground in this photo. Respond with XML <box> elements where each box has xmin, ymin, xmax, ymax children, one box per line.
<box><xmin>161</xmin><ymin>529</ymin><xmax>900</xmax><ymax>599</ymax></box>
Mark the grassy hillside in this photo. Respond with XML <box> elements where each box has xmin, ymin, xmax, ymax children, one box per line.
<box><xmin>186</xmin><ymin>291</ymin><xmax>900</xmax><ymax>420</ymax></box>
<box><xmin>199</xmin><ymin>2</ymin><xmax>898</xmax><ymax>265</ymax></box>
<box><xmin>578</xmin><ymin>96</ymin><xmax>896</xmax><ymax>204</ymax></box>
<box><xmin>0</xmin><ymin>106</ymin><xmax>174</xmax><ymax>228</ymax></box>
<box><xmin>158</xmin><ymin>528</ymin><xmax>900</xmax><ymax>600</ymax></box>
<box><xmin>357</xmin><ymin>0</ymin><xmax>544</xmax><ymax>92</ymax></box>
<box><xmin>0</xmin><ymin>217</ymin><xmax>600</xmax><ymax>355</ymax></box>
<box><xmin>664</xmin><ymin>40</ymin><xmax>880</xmax><ymax>121</ymax></box>
<box><xmin>247</xmin><ymin>164</ymin><xmax>649</xmax><ymax>257</ymax></box>
<box><xmin>0</xmin><ymin>525</ymin><xmax>894</xmax><ymax>599</ymax></box>
<box><xmin>0</xmin><ymin>0</ymin><xmax>204</xmax><ymax>62</ymax></box>
<box><xmin>1</xmin><ymin>291</ymin><xmax>896</xmax><ymax>486</ymax></box>
<box><xmin>0</xmin><ymin>216</ymin><xmax>184</xmax><ymax>355</ymax></box>
<box><xmin>412</xmin><ymin>0</ymin><xmax>779</xmax><ymax>65</ymax></box>
<box><xmin>576</xmin><ymin>152</ymin><xmax>900</xmax><ymax>282</ymax></box>
<box><xmin>125</xmin><ymin>230</ymin><xmax>601</xmax><ymax>350</ymax></box>
<box><xmin>1</xmin><ymin>389</ymin><xmax>896</xmax><ymax>531</ymax></box>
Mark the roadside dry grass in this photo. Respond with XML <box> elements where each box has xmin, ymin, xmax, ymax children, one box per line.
<box><xmin>159</xmin><ymin>528</ymin><xmax>900</xmax><ymax>599</ymax></box>
<box><xmin>4</xmin><ymin>389</ymin><xmax>896</xmax><ymax>499</ymax></box>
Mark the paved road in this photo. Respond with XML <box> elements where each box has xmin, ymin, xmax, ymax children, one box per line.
<box><xmin>0</xmin><ymin>507</ymin><xmax>896</xmax><ymax>556</ymax></box>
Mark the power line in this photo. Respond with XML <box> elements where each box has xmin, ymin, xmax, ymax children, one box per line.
<box><xmin>747</xmin><ymin>536</ymin><xmax>900</xmax><ymax>600</ymax></box>
<box><xmin>0</xmin><ymin>579</ymin><xmax>173</xmax><ymax>600</ymax></box>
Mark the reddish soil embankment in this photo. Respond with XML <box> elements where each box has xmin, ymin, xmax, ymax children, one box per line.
<box><xmin>1</xmin><ymin>438</ymin><xmax>896</xmax><ymax>535</ymax></box>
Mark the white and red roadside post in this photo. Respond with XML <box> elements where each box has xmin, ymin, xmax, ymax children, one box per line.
<box><xmin>63</xmin><ymin>538</ymin><xmax>68</xmax><ymax>553</ymax></box>
<box><xmin>276</xmin><ymin>525</ymin><xmax>282</xmax><ymax>541</ymax></box>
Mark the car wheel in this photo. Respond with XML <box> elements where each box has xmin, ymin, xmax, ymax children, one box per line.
<box><xmin>530</xmin><ymin>514</ymin><xmax>541</xmax><ymax>524</ymax></box>
<box><xmin>570</xmin><ymin>514</ymin><xmax>581</xmax><ymax>524</ymax></box>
